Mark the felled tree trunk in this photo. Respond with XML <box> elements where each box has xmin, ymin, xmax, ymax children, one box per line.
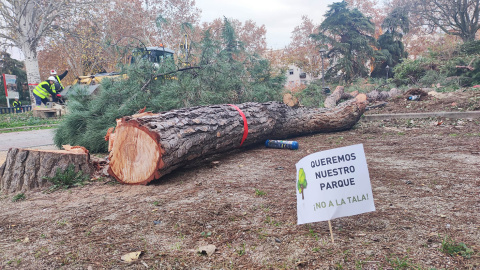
<box><xmin>364</xmin><ymin>88</ymin><xmax>403</xmax><ymax>102</ymax></box>
<box><xmin>0</xmin><ymin>146</ymin><xmax>93</xmax><ymax>193</ymax></box>
<box><xmin>107</xmin><ymin>95</ymin><xmax>367</xmax><ymax>185</ymax></box>
<box><xmin>324</xmin><ymin>86</ymin><xmax>405</xmax><ymax>108</ymax></box>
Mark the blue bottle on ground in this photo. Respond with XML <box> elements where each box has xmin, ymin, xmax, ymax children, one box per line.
<box><xmin>265</xmin><ymin>140</ymin><xmax>299</xmax><ymax>150</ymax></box>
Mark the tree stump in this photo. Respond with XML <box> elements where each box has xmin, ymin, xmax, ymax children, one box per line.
<box><xmin>106</xmin><ymin>95</ymin><xmax>367</xmax><ymax>185</ymax></box>
<box><xmin>0</xmin><ymin>147</ymin><xmax>93</xmax><ymax>193</ymax></box>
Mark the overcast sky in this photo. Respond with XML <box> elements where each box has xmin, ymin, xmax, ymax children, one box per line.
<box><xmin>195</xmin><ymin>0</ymin><xmax>337</xmax><ymax>49</ymax></box>
<box><xmin>8</xmin><ymin>0</ymin><xmax>337</xmax><ymax>60</ymax></box>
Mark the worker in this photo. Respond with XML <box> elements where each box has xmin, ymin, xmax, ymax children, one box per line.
<box><xmin>33</xmin><ymin>76</ymin><xmax>57</xmax><ymax>106</ymax></box>
<box><xmin>50</xmin><ymin>69</ymin><xmax>68</xmax><ymax>93</ymax></box>
<box><xmin>12</xmin><ymin>98</ymin><xmax>22</xmax><ymax>113</ymax></box>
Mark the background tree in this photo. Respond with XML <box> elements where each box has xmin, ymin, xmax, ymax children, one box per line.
<box><xmin>284</xmin><ymin>16</ymin><xmax>323</xmax><ymax>79</ymax></box>
<box><xmin>346</xmin><ymin>0</ymin><xmax>386</xmax><ymax>38</ymax></box>
<box><xmin>38</xmin><ymin>0</ymin><xmax>200</xmax><ymax>82</ymax></box>
<box><xmin>0</xmin><ymin>0</ymin><xmax>94</xmax><ymax>105</ymax></box>
<box><xmin>411</xmin><ymin>0</ymin><xmax>480</xmax><ymax>43</ymax></box>
<box><xmin>200</xmin><ymin>18</ymin><xmax>267</xmax><ymax>55</ymax></box>
<box><xmin>371</xmin><ymin>7</ymin><xmax>410</xmax><ymax>78</ymax></box>
<box><xmin>311</xmin><ymin>1</ymin><xmax>377</xmax><ymax>84</ymax></box>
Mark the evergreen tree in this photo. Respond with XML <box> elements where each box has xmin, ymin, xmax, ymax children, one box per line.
<box><xmin>371</xmin><ymin>7</ymin><xmax>409</xmax><ymax>79</ymax></box>
<box><xmin>311</xmin><ymin>1</ymin><xmax>376</xmax><ymax>84</ymax></box>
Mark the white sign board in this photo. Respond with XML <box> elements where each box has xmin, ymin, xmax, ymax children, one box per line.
<box><xmin>296</xmin><ymin>144</ymin><xmax>375</xmax><ymax>225</ymax></box>
<box><xmin>3</xmin><ymin>74</ymin><xmax>19</xmax><ymax>99</ymax></box>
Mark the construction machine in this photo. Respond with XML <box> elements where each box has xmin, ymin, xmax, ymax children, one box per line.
<box><xmin>62</xmin><ymin>46</ymin><xmax>176</xmax><ymax>99</ymax></box>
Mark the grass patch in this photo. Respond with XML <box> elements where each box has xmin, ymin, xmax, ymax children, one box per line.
<box><xmin>308</xmin><ymin>228</ymin><xmax>319</xmax><ymax>241</ymax></box>
<box><xmin>441</xmin><ymin>236</ymin><xmax>474</xmax><ymax>258</ymax></box>
<box><xmin>237</xmin><ymin>243</ymin><xmax>246</xmax><ymax>256</ymax></box>
<box><xmin>0</xmin><ymin>111</ymin><xmax>61</xmax><ymax>130</ymax></box>
<box><xmin>12</xmin><ymin>193</ymin><xmax>26</xmax><ymax>202</ymax></box>
<box><xmin>386</xmin><ymin>255</ymin><xmax>415</xmax><ymax>269</ymax></box>
<box><xmin>43</xmin><ymin>164</ymin><xmax>90</xmax><ymax>192</ymax></box>
<box><xmin>255</xmin><ymin>188</ymin><xmax>266</xmax><ymax>196</ymax></box>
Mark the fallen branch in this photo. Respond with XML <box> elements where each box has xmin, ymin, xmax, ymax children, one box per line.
<box><xmin>455</xmin><ymin>65</ymin><xmax>474</xmax><ymax>71</ymax></box>
<box><xmin>140</xmin><ymin>66</ymin><xmax>201</xmax><ymax>92</ymax></box>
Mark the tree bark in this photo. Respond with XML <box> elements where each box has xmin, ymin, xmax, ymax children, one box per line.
<box><xmin>0</xmin><ymin>147</ymin><xmax>93</xmax><ymax>193</ymax></box>
<box><xmin>22</xmin><ymin>46</ymin><xmax>41</xmax><ymax>107</ymax></box>
<box><xmin>325</xmin><ymin>87</ymin><xmax>405</xmax><ymax>108</ymax></box>
<box><xmin>19</xmin><ymin>0</ymin><xmax>41</xmax><ymax>107</ymax></box>
<box><xmin>106</xmin><ymin>95</ymin><xmax>367</xmax><ymax>185</ymax></box>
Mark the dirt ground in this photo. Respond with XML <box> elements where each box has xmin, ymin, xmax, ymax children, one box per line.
<box><xmin>0</xmin><ymin>89</ymin><xmax>479</xmax><ymax>269</ymax></box>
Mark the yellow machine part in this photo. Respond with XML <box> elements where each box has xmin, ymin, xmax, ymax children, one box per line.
<box><xmin>74</xmin><ymin>74</ymin><xmax>126</xmax><ymax>85</ymax></box>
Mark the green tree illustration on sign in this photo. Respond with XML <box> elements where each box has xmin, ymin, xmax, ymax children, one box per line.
<box><xmin>298</xmin><ymin>168</ymin><xmax>307</xmax><ymax>200</ymax></box>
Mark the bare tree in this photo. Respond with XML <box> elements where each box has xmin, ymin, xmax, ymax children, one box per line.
<box><xmin>0</xmin><ymin>0</ymin><xmax>93</xmax><ymax>105</ymax></box>
<box><xmin>284</xmin><ymin>16</ymin><xmax>322</xmax><ymax>80</ymax></box>
<box><xmin>411</xmin><ymin>0</ymin><xmax>480</xmax><ymax>42</ymax></box>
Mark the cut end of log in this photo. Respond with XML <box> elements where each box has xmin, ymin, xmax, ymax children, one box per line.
<box><xmin>107</xmin><ymin>119</ymin><xmax>164</xmax><ymax>185</ymax></box>
<box><xmin>355</xmin><ymin>93</ymin><xmax>367</xmax><ymax>103</ymax></box>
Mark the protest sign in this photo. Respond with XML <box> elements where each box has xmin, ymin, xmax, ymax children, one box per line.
<box><xmin>296</xmin><ymin>144</ymin><xmax>375</xmax><ymax>225</ymax></box>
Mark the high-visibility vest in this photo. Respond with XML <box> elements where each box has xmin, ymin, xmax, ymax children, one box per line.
<box><xmin>55</xmin><ymin>75</ymin><xmax>64</xmax><ymax>90</ymax></box>
<box><xmin>33</xmin><ymin>81</ymin><xmax>51</xmax><ymax>99</ymax></box>
<box><xmin>12</xmin><ymin>100</ymin><xmax>21</xmax><ymax>111</ymax></box>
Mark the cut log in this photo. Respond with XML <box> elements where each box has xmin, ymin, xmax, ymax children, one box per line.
<box><xmin>107</xmin><ymin>95</ymin><xmax>368</xmax><ymax>185</ymax></box>
<box><xmin>324</xmin><ymin>86</ymin><xmax>345</xmax><ymax>108</ymax></box>
<box><xmin>362</xmin><ymin>88</ymin><xmax>404</xmax><ymax>102</ymax></box>
<box><xmin>0</xmin><ymin>147</ymin><xmax>93</xmax><ymax>193</ymax></box>
<box><xmin>326</xmin><ymin>87</ymin><xmax>405</xmax><ymax>107</ymax></box>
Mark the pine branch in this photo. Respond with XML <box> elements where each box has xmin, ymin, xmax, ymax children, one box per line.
<box><xmin>140</xmin><ymin>66</ymin><xmax>201</xmax><ymax>92</ymax></box>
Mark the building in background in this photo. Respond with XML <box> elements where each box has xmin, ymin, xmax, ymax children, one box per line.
<box><xmin>264</xmin><ymin>49</ymin><xmax>319</xmax><ymax>91</ymax></box>
<box><xmin>285</xmin><ymin>64</ymin><xmax>318</xmax><ymax>90</ymax></box>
